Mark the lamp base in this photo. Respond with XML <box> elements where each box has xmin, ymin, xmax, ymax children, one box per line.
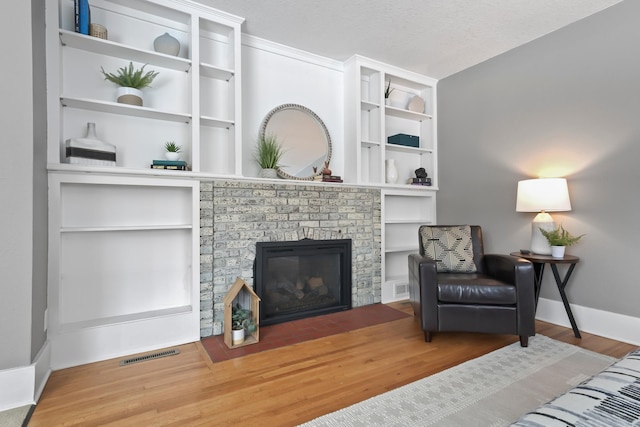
<box><xmin>530</xmin><ymin>212</ymin><xmax>556</xmax><ymax>255</ymax></box>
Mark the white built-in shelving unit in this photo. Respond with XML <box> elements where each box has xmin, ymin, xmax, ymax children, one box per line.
<box><xmin>344</xmin><ymin>55</ymin><xmax>438</xmax><ymax>303</ymax></box>
<box><xmin>45</xmin><ymin>0</ymin><xmax>243</xmax><ymax>368</ymax></box>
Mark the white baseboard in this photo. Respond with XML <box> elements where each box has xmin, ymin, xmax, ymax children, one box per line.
<box><xmin>536</xmin><ymin>297</ymin><xmax>640</xmax><ymax>346</ymax></box>
<box><xmin>0</xmin><ymin>340</ymin><xmax>51</xmax><ymax>412</ymax></box>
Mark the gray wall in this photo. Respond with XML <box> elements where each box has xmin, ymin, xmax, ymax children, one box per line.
<box><xmin>0</xmin><ymin>1</ymin><xmax>34</xmax><ymax>369</ymax></box>
<box><xmin>437</xmin><ymin>0</ymin><xmax>640</xmax><ymax>318</ymax></box>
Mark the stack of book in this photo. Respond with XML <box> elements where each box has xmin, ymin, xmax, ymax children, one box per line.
<box><xmin>407</xmin><ymin>177</ymin><xmax>432</xmax><ymax>186</ymax></box>
<box><xmin>150</xmin><ymin>160</ymin><xmax>188</xmax><ymax>170</ymax></box>
<box><xmin>322</xmin><ymin>175</ymin><xmax>343</xmax><ymax>183</ymax></box>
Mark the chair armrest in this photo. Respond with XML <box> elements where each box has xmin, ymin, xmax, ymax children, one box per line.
<box><xmin>408</xmin><ymin>253</ymin><xmax>438</xmax><ymax>330</ymax></box>
<box><xmin>484</xmin><ymin>254</ymin><xmax>532</xmax><ymax>285</ymax></box>
<box><xmin>484</xmin><ymin>254</ymin><xmax>536</xmax><ymax>335</ymax></box>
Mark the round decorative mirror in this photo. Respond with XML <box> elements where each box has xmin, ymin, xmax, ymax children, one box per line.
<box><xmin>259</xmin><ymin>104</ymin><xmax>332</xmax><ymax>180</ymax></box>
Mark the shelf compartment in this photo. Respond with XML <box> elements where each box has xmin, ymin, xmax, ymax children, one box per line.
<box><xmin>60</xmin><ymin>97</ymin><xmax>191</xmax><ymax>123</ymax></box>
<box><xmin>200</xmin><ymin>63</ymin><xmax>234</xmax><ymax>81</ymax></box>
<box><xmin>360</xmin><ymin>100</ymin><xmax>379</xmax><ymax>112</ymax></box>
<box><xmin>200</xmin><ymin>116</ymin><xmax>235</xmax><ymax>129</ymax></box>
<box><xmin>385</xmin><ymin>144</ymin><xmax>433</xmax><ymax>155</ymax></box>
<box><xmin>385</xmin><ymin>105</ymin><xmax>432</xmax><ymax>122</ymax></box>
<box><xmin>59</xmin><ymin>30</ymin><xmax>192</xmax><ymax>72</ymax></box>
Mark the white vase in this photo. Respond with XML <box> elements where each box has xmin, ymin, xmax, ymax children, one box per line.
<box><xmin>165</xmin><ymin>152</ymin><xmax>180</xmax><ymax>161</ymax></box>
<box><xmin>551</xmin><ymin>246</ymin><xmax>566</xmax><ymax>258</ymax></box>
<box><xmin>232</xmin><ymin>328</ymin><xmax>245</xmax><ymax>345</ymax></box>
<box><xmin>385</xmin><ymin>159</ymin><xmax>398</xmax><ymax>184</ymax></box>
<box><xmin>153</xmin><ymin>32</ymin><xmax>180</xmax><ymax>56</ymax></box>
<box><xmin>116</xmin><ymin>87</ymin><xmax>143</xmax><ymax>106</ymax></box>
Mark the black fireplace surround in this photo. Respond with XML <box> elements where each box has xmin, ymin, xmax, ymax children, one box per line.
<box><xmin>254</xmin><ymin>239</ymin><xmax>352</xmax><ymax>326</ymax></box>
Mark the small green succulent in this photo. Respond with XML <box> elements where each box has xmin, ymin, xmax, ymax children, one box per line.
<box><xmin>164</xmin><ymin>141</ymin><xmax>181</xmax><ymax>153</ymax></box>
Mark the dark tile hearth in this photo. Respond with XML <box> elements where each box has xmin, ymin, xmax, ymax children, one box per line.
<box><xmin>201</xmin><ymin>304</ymin><xmax>410</xmax><ymax>362</ymax></box>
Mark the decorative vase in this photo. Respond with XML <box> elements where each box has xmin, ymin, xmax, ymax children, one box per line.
<box><xmin>232</xmin><ymin>328</ymin><xmax>245</xmax><ymax>345</ymax></box>
<box><xmin>385</xmin><ymin>159</ymin><xmax>398</xmax><ymax>184</ymax></box>
<box><xmin>116</xmin><ymin>87</ymin><xmax>143</xmax><ymax>106</ymax></box>
<box><xmin>165</xmin><ymin>152</ymin><xmax>180</xmax><ymax>161</ymax></box>
<box><xmin>260</xmin><ymin>168</ymin><xmax>278</xmax><ymax>179</ymax></box>
<box><xmin>153</xmin><ymin>32</ymin><xmax>180</xmax><ymax>56</ymax></box>
<box><xmin>64</xmin><ymin>122</ymin><xmax>117</xmax><ymax>166</ymax></box>
<box><xmin>551</xmin><ymin>246</ymin><xmax>566</xmax><ymax>258</ymax></box>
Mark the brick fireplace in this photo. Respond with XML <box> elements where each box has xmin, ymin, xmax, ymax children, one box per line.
<box><xmin>199</xmin><ymin>179</ymin><xmax>381</xmax><ymax>337</ymax></box>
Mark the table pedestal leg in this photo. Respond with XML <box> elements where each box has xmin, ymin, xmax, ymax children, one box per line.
<box><xmin>550</xmin><ymin>264</ymin><xmax>581</xmax><ymax>338</ymax></box>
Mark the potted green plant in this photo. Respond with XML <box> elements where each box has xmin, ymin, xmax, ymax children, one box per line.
<box><xmin>231</xmin><ymin>303</ymin><xmax>257</xmax><ymax>345</ymax></box>
<box><xmin>384</xmin><ymin>80</ymin><xmax>394</xmax><ymax>105</ymax></box>
<box><xmin>539</xmin><ymin>224</ymin><xmax>584</xmax><ymax>258</ymax></box>
<box><xmin>100</xmin><ymin>62</ymin><xmax>159</xmax><ymax>107</ymax></box>
<box><xmin>254</xmin><ymin>133</ymin><xmax>284</xmax><ymax>178</ymax></box>
<box><xmin>163</xmin><ymin>141</ymin><xmax>182</xmax><ymax>161</ymax></box>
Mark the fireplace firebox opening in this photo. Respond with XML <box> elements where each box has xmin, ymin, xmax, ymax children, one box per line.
<box><xmin>254</xmin><ymin>239</ymin><xmax>352</xmax><ymax>326</ymax></box>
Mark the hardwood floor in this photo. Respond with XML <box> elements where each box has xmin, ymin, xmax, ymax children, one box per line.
<box><xmin>29</xmin><ymin>302</ymin><xmax>636</xmax><ymax>427</ymax></box>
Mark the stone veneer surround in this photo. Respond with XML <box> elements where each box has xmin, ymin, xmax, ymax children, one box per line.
<box><xmin>199</xmin><ymin>179</ymin><xmax>382</xmax><ymax>337</ymax></box>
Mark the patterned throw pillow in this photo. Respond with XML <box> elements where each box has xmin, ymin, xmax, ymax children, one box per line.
<box><xmin>421</xmin><ymin>225</ymin><xmax>477</xmax><ymax>273</ymax></box>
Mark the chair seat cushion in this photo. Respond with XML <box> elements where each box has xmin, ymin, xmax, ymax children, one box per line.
<box><xmin>437</xmin><ymin>273</ymin><xmax>517</xmax><ymax>305</ymax></box>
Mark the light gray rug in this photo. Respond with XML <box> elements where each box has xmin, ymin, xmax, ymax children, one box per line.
<box><xmin>0</xmin><ymin>405</ymin><xmax>32</xmax><ymax>427</ymax></box>
<box><xmin>300</xmin><ymin>335</ymin><xmax>616</xmax><ymax>427</ymax></box>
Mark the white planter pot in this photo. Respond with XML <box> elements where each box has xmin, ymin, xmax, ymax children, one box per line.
<box><xmin>117</xmin><ymin>87</ymin><xmax>143</xmax><ymax>106</ymax></box>
<box><xmin>232</xmin><ymin>328</ymin><xmax>245</xmax><ymax>345</ymax></box>
<box><xmin>165</xmin><ymin>152</ymin><xmax>180</xmax><ymax>161</ymax></box>
<box><xmin>551</xmin><ymin>246</ymin><xmax>566</xmax><ymax>258</ymax></box>
<box><xmin>260</xmin><ymin>168</ymin><xmax>278</xmax><ymax>179</ymax></box>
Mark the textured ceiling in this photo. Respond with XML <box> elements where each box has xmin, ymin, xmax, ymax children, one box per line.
<box><xmin>199</xmin><ymin>0</ymin><xmax>621</xmax><ymax>79</ymax></box>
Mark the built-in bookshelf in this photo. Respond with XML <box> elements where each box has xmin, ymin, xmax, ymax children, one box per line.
<box><xmin>45</xmin><ymin>0</ymin><xmax>243</xmax><ymax>368</ymax></box>
<box><xmin>344</xmin><ymin>55</ymin><xmax>438</xmax><ymax>302</ymax></box>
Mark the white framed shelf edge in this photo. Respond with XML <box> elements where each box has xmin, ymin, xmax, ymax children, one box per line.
<box><xmin>385</xmin><ymin>245</ymin><xmax>420</xmax><ymax>253</ymax></box>
<box><xmin>60</xmin><ymin>225</ymin><xmax>193</xmax><ymax>233</ymax></box>
<box><xmin>59</xmin><ymin>29</ymin><xmax>192</xmax><ymax>72</ymax></box>
<box><xmin>60</xmin><ymin>97</ymin><xmax>191</xmax><ymax>123</ymax></box>
<box><xmin>57</xmin><ymin>305</ymin><xmax>193</xmax><ymax>334</ymax></box>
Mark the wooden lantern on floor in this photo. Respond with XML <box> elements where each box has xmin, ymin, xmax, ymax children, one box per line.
<box><xmin>223</xmin><ymin>277</ymin><xmax>260</xmax><ymax>349</ymax></box>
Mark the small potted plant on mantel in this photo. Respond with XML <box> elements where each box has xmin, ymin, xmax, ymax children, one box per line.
<box><xmin>539</xmin><ymin>224</ymin><xmax>584</xmax><ymax>258</ymax></box>
<box><xmin>231</xmin><ymin>303</ymin><xmax>257</xmax><ymax>345</ymax></box>
<box><xmin>254</xmin><ymin>133</ymin><xmax>284</xmax><ymax>179</ymax></box>
<box><xmin>100</xmin><ymin>61</ymin><xmax>159</xmax><ymax>107</ymax></box>
<box><xmin>163</xmin><ymin>141</ymin><xmax>181</xmax><ymax>161</ymax></box>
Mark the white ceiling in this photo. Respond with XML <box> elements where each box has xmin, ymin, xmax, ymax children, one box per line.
<box><xmin>200</xmin><ymin>0</ymin><xmax>622</xmax><ymax>79</ymax></box>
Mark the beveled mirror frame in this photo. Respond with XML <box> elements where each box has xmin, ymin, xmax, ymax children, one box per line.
<box><xmin>259</xmin><ymin>103</ymin><xmax>332</xmax><ymax>180</ymax></box>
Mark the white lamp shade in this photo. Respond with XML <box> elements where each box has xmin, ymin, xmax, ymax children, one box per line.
<box><xmin>516</xmin><ymin>178</ymin><xmax>572</xmax><ymax>212</ymax></box>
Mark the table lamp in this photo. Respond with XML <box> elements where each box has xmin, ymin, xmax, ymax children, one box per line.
<box><xmin>516</xmin><ymin>178</ymin><xmax>572</xmax><ymax>255</ymax></box>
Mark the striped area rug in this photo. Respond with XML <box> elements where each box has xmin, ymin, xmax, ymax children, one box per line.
<box><xmin>300</xmin><ymin>335</ymin><xmax>618</xmax><ymax>427</ymax></box>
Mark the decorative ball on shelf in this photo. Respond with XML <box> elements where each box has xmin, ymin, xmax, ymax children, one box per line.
<box><xmin>153</xmin><ymin>32</ymin><xmax>180</xmax><ymax>56</ymax></box>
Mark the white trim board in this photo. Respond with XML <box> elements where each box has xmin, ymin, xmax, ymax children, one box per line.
<box><xmin>536</xmin><ymin>297</ymin><xmax>640</xmax><ymax>346</ymax></box>
<box><xmin>0</xmin><ymin>341</ymin><xmax>51</xmax><ymax>412</ymax></box>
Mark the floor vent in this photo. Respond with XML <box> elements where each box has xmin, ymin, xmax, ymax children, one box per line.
<box><xmin>119</xmin><ymin>348</ymin><xmax>180</xmax><ymax>366</ymax></box>
<box><xmin>394</xmin><ymin>282</ymin><xmax>409</xmax><ymax>297</ymax></box>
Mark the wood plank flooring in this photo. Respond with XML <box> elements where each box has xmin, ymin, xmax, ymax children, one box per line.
<box><xmin>29</xmin><ymin>302</ymin><xmax>637</xmax><ymax>427</ymax></box>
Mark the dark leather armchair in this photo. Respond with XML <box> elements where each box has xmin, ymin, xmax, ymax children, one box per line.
<box><xmin>408</xmin><ymin>225</ymin><xmax>536</xmax><ymax>346</ymax></box>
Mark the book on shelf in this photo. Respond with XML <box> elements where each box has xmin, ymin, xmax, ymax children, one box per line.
<box><xmin>152</xmin><ymin>159</ymin><xmax>187</xmax><ymax>167</ymax></box>
<box><xmin>322</xmin><ymin>175</ymin><xmax>343</xmax><ymax>183</ymax></box>
<box><xmin>75</xmin><ymin>0</ymin><xmax>90</xmax><ymax>35</ymax></box>
<box><xmin>407</xmin><ymin>177</ymin><xmax>432</xmax><ymax>184</ymax></box>
<box><xmin>150</xmin><ymin>164</ymin><xmax>186</xmax><ymax>170</ymax></box>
